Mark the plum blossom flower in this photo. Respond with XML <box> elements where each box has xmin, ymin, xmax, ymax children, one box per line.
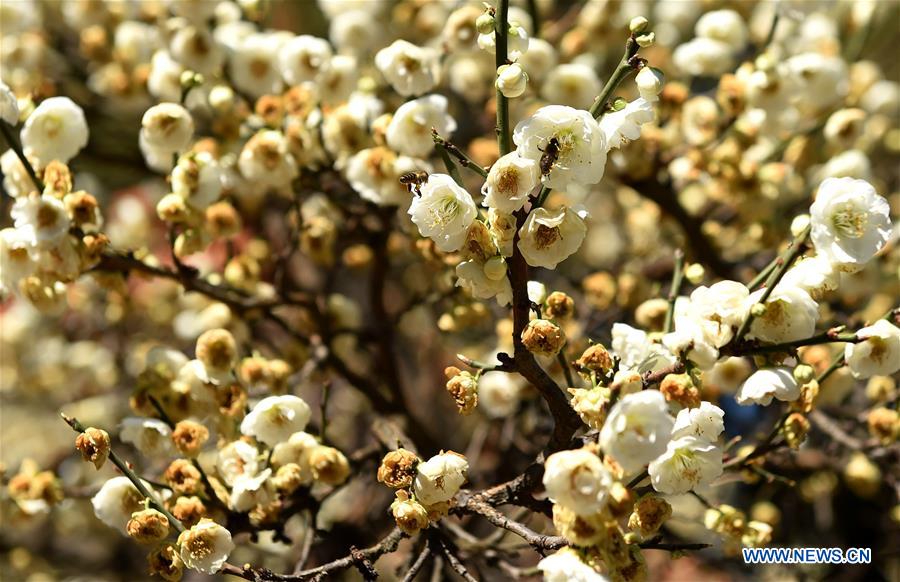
<box><xmin>386</xmin><ymin>94</ymin><xmax>457</xmax><ymax>158</ymax></box>
<box><xmin>230</xmin><ymin>468</ymin><xmax>272</xmax><ymax>512</ymax></box>
<box><xmin>11</xmin><ymin>194</ymin><xmax>70</xmax><ymax>247</ymax></box>
<box><xmin>120</xmin><ymin>418</ymin><xmax>174</xmax><ymax>458</ymax></box>
<box><xmin>513</xmin><ymin>105</ymin><xmax>607</xmax><ymax>190</ymax></box>
<box><xmin>21</xmin><ymin>97</ymin><xmax>89</xmax><ymax>166</ymax></box>
<box><xmin>517</xmin><ymin>207</ymin><xmax>587</xmax><ymax>269</ymax></box>
<box><xmin>177</xmin><ymin>519</ymin><xmax>234</xmax><ymax>575</ymax></box>
<box><xmin>672</xmin><ymin>402</ymin><xmax>725</xmax><ymax>442</ymax></box>
<box><xmin>455</xmin><ymin>259</ymin><xmax>512</xmax><ymax>305</ymax></box>
<box><xmin>92</xmin><ymin>476</ymin><xmax>160</xmax><ymax>531</ymax></box>
<box><xmin>599</xmin><ymin>390</ymin><xmax>675</xmax><ymax>474</ymax></box>
<box><xmin>649</xmin><ymin>436</ymin><xmax>723</xmax><ymax>494</ymax></box>
<box><xmin>0</xmin><ymin>80</ymin><xmax>18</xmax><ymax>124</ymax></box>
<box><xmin>538</xmin><ymin>548</ymin><xmax>609</xmax><ymax>582</ymax></box>
<box><xmin>481</xmin><ymin>152</ymin><xmax>540</xmax><ymax>213</ymax></box>
<box><xmin>217</xmin><ymin>440</ymin><xmax>261</xmax><ymax>486</ymax></box>
<box><xmin>278</xmin><ymin>35</ymin><xmax>333</xmax><ymax>86</ymax></box>
<box><xmin>779</xmin><ymin>255</ymin><xmax>840</xmax><ymax>298</ymax></box>
<box><xmin>375</xmin><ymin>39</ymin><xmax>440</xmax><ymax>97</ymax></box>
<box><xmin>140</xmin><ymin>103</ymin><xmax>194</xmax><ymax>154</ymax></box>
<box><xmin>845</xmin><ymin>320</ymin><xmax>900</xmax><ymax>379</ymax></box>
<box><xmin>241</xmin><ymin>395</ymin><xmax>312</xmax><ymax>446</ymax></box>
<box><xmin>408</xmin><ymin>173</ymin><xmax>477</xmax><ymax>252</ymax></box>
<box><xmin>735</xmin><ymin>367</ymin><xmax>800</xmax><ymax>406</ymax></box>
<box><xmin>745</xmin><ymin>285</ymin><xmax>819</xmax><ymax>344</ymax></box>
<box><xmin>543</xmin><ymin>448</ymin><xmax>613</xmax><ymax>515</ymax></box>
<box><xmin>413</xmin><ymin>451</ymin><xmax>468</xmax><ymax>506</ymax></box>
<box><xmin>477</xmin><ymin>20</ymin><xmax>528</xmax><ymax>59</ymax></box>
<box><xmin>810</xmin><ymin>177</ymin><xmax>892</xmax><ymax>270</ymax></box>
<box><xmin>541</xmin><ymin>63</ymin><xmax>601</xmax><ymax>110</ymax></box>
<box><xmin>600</xmin><ymin>97</ymin><xmax>655</xmax><ymax>151</ymax></box>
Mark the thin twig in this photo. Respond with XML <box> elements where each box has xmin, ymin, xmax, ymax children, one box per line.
<box><xmin>663</xmin><ymin>249</ymin><xmax>685</xmax><ymax>334</ymax></box>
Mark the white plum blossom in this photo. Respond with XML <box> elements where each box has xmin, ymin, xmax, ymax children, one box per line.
<box><xmin>11</xmin><ymin>194</ymin><xmax>69</xmax><ymax>247</ymax></box>
<box><xmin>271</xmin><ymin>431</ymin><xmax>319</xmax><ymax>470</ymax></box>
<box><xmin>481</xmin><ymin>152</ymin><xmax>540</xmax><ymax>213</ymax></box>
<box><xmin>408</xmin><ymin>173</ymin><xmax>477</xmax><ymax>252</ymax></box>
<box><xmin>177</xmin><ymin>519</ymin><xmax>235</xmax><ymax>575</ymax></box>
<box><xmin>517</xmin><ymin>207</ymin><xmax>587</xmax><ymax>269</ymax></box>
<box><xmin>680</xmin><ymin>280</ymin><xmax>750</xmax><ymax>348</ymax></box>
<box><xmin>513</xmin><ymin>105</ymin><xmax>607</xmax><ymax>190</ymax></box>
<box><xmin>238</xmin><ymin>130</ymin><xmax>299</xmax><ymax>193</ymax></box>
<box><xmin>120</xmin><ymin>417</ymin><xmax>174</xmax><ymax>458</ymax></box>
<box><xmin>845</xmin><ymin>320</ymin><xmax>900</xmax><ymax>379</ymax></box>
<box><xmin>172</xmin><ymin>151</ymin><xmax>224</xmax><ymax>211</ymax></box>
<box><xmin>140</xmin><ymin>103</ymin><xmax>194</xmax><ymax>154</ymax></box>
<box><xmin>20</xmin><ymin>97</ymin><xmax>89</xmax><ymax>166</ymax></box>
<box><xmin>703</xmin><ymin>357</ymin><xmax>752</xmax><ymax>395</ymax></box>
<box><xmin>746</xmin><ymin>285</ymin><xmax>819</xmax><ymax>344</ymax></box>
<box><xmin>0</xmin><ymin>80</ymin><xmax>18</xmax><ymax>124</ymax></box>
<box><xmin>538</xmin><ymin>548</ymin><xmax>609</xmax><ymax>582</ymax></box>
<box><xmin>662</xmin><ymin>322</ymin><xmax>719</xmax><ymax>371</ymax></box>
<box><xmin>600</xmin><ymin>97</ymin><xmax>655</xmax><ymax>151</ymax></box>
<box><xmin>477</xmin><ymin>371</ymin><xmax>522</xmax><ymax>418</ymax></box>
<box><xmin>735</xmin><ymin>367</ymin><xmax>800</xmax><ymax>406</ymax></box>
<box><xmin>455</xmin><ymin>260</ymin><xmax>513</xmax><ymax>306</ymax></box>
<box><xmin>230</xmin><ymin>33</ymin><xmax>285</xmax><ymax>98</ymax></box>
<box><xmin>541</xmin><ymin>63</ymin><xmax>602</xmax><ymax>110</ymax></box>
<box><xmin>694</xmin><ymin>9</ymin><xmax>748</xmax><ymax>52</ymax></box>
<box><xmin>779</xmin><ymin>255</ymin><xmax>840</xmax><ymax>298</ymax></box>
<box><xmin>217</xmin><ymin>440</ymin><xmax>261</xmax><ymax>486</ymax></box>
<box><xmin>375</xmin><ymin>39</ymin><xmax>440</xmax><ymax>97</ymax></box>
<box><xmin>278</xmin><ymin>35</ymin><xmax>333</xmax><ymax>86</ymax></box>
<box><xmin>673</xmin><ymin>37</ymin><xmax>735</xmax><ymax>77</ymax></box>
<box><xmin>599</xmin><ymin>390</ymin><xmax>675</xmax><ymax>474</ymax></box>
<box><xmin>386</xmin><ymin>94</ymin><xmax>457</xmax><ymax>158</ymax></box>
<box><xmin>648</xmin><ymin>436</ymin><xmax>723</xmax><ymax>494</ymax></box>
<box><xmin>241</xmin><ymin>395</ymin><xmax>312</xmax><ymax>446</ymax></box>
<box><xmin>230</xmin><ymin>468</ymin><xmax>272</xmax><ymax>512</ymax></box>
<box><xmin>413</xmin><ymin>451</ymin><xmax>468</xmax><ymax>506</ymax></box>
<box><xmin>672</xmin><ymin>402</ymin><xmax>725</xmax><ymax>442</ymax></box>
<box><xmin>91</xmin><ymin>476</ymin><xmax>160</xmax><ymax>531</ymax></box>
<box><xmin>611</xmin><ymin>323</ymin><xmax>676</xmax><ymax>373</ymax></box>
<box><xmin>809</xmin><ymin>177</ymin><xmax>892</xmax><ymax>270</ymax></box>
<box><xmin>345</xmin><ymin>147</ymin><xmax>428</xmax><ymax>207</ymax></box>
<box><xmin>543</xmin><ymin>448</ymin><xmax>613</xmax><ymax>515</ymax></box>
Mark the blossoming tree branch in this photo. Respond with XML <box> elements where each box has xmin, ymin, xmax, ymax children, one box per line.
<box><xmin>1</xmin><ymin>1</ymin><xmax>898</xmax><ymax>581</ymax></box>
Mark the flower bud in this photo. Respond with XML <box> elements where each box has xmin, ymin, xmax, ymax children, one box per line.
<box><xmin>790</xmin><ymin>214</ymin><xmax>811</xmax><ymax>237</ymax></box>
<box><xmin>636</xmin><ymin>67</ymin><xmax>664</xmax><ymax>101</ymax></box>
<box><xmin>391</xmin><ymin>490</ymin><xmax>429</xmax><ymax>534</ymax></box>
<box><xmin>521</xmin><ymin>319</ymin><xmax>565</xmax><ymax>356</ymax></box>
<box><xmin>127</xmin><ymin>507</ymin><xmax>170</xmax><ymax>543</ymax></box>
<box><xmin>782</xmin><ymin>412</ymin><xmax>809</xmax><ymax>449</ymax></box>
<box><xmin>75</xmin><ymin>427</ymin><xmax>110</xmax><ymax>470</ymax></box>
<box><xmin>629</xmin><ymin>16</ymin><xmax>649</xmax><ymax>34</ymax></box>
<box><xmin>377</xmin><ymin>448</ymin><xmax>419</xmax><ymax>489</ymax></box>
<box><xmin>750</xmin><ymin>303</ymin><xmax>767</xmax><ymax>317</ymax></box>
<box><xmin>545</xmin><ymin>291</ymin><xmax>575</xmax><ymax>320</ymax></box>
<box><xmin>793</xmin><ymin>364</ymin><xmax>815</xmax><ymax>384</ymax></box>
<box><xmin>684</xmin><ymin>263</ymin><xmax>705</xmax><ymax>284</ymax></box>
<box><xmin>635</xmin><ymin>32</ymin><xmax>655</xmax><ymax>47</ymax></box>
<box><xmin>475</xmin><ymin>12</ymin><xmax>495</xmax><ymax>35</ymax></box>
<box><xmin>569</xmin><ymin>386</ymin><xmax>610</xmax><ymax>429</ymax></box>
<box><xmin>844</xmin><ymin>452</ymin><xmax>881</xmax><ymax>498</ymax></box>
<box><xmin>445</xmin><ymin>368</ymin><xmax>478</xmax><ymax>415</ymax></box>
<box><xmin>157</xmin><ymin>193</ymin><xmax>191</xmax><ymax>223</ymax></box>
<box><xmin>496</xmin><ymin>63</ymin><xmax>528</xmax><ymax>98</ymax></box>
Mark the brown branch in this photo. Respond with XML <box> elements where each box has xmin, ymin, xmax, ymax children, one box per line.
<box><xmin>453</xmin><ymin>498</ymin><xmax>566</xmax><ymax>551</ymax></box>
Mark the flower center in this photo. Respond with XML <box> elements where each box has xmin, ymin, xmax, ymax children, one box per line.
<box><xmin>830</xmin><ymin>203</ymin><xmax>868</xmax><ymax>239</ymax></box>
<box><xmin>496</xmin><ymin>167</ymin><xmax>519</xmax><ymax>195</ymax></box>
<box><xmin>428</xmin><ymin>196</ymin><xmax>461</xmax><ymax>228</ymax></box>
<box><xmin>42</xmin><ymin>116</ymin><xmax>62</xmax><ymax>138</ymax></box>
<box><xmin>534</xmin><ymin>224</ymin><xmax>561</xmax><ymax>249</ymax></box>
<box><xmin>187</xmin><ymin>534</ymin><xmax>214</xmax><ymax>559</ymax></box>
<box><xmin>36</xmin><ymin>203</ymin><xmax>62</xmax><ymax>229</ymax></box>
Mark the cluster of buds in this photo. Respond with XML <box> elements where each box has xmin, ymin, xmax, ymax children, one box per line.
<box><xmin>704</xmin><ymin>504</ymin><xmax>773</xmax><ymax>556</ymax></box>
<box><xmin>378</xmin><ymin>449</ymin><xmax>468</xmax><ymax>535</ymax></box>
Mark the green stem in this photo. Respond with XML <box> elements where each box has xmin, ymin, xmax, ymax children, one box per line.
<box><xmin>495</xmin><ymin>0</ymin><xmax>512</xmax><ymax>155</ymax></box>
<box><xmin>0</xmin><ymin>121</ymin><xmax>44</xmax><ymax>192</ymax></box>
<box><xmin>432</xmin><ymin>130</ymin><xmax>488</xmax><ymax>178</ymax></box>
<box><xmin>436</xmin><ymin>142</ymin><xmax>464</xmax><ymax>186</ymax></box>
<box><xmin>61</xmin><ymin>413</ymin><xmax>186</xmax><ymax>534</ymax></box>
<box><xmin>663</xmin><ymin>249</ymin><xmax>685</xmax><ymax>334</ymax></box>
<box><xmin>733</xmin><ymin>225</ymin><xmax>811</xmax><ymax>343</ymax></box>
<box><xmin>734</xmin><ymin>331</ymin><xmax>860</xmax><ymax>355</ymax></box>
<box><xmin>557</xmin><ymin>350</ymin><xmax>576</xmax><ymax>388</ymax></box>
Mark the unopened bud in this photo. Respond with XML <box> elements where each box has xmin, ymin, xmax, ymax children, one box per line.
<box><xmin>483</xmin><ymin>256</ymin><xmax>507</xmax><ymax>281</ymax></box>
<box><xmin>793</xmin><ymin>364</ymin><xmax>815</xmax><ymax>384</ymax></box>
<box><xmin>790</xmin><ymin>214</ymin><xmax>810</xmax><ymax>237</ymax></box>
<box><xmin>476</xmin><ymin>12</ymin><xmax>495</xmax><ymax>35</ymax></box>
<box><xmin>629</xmin><ymin>16</ymin><xmax>649</xmax><ymax>34</ymax></box>
<box><xmin>750</xmin><ymin>303</ymin><xmax>767</xmax><ymax>317</ymax></box>
<box><xmin>636</xmin><ymin>32</ymin><xmax>656</xmax><ymax>47</ymax></box>
<box><xmin>496</xmin><ymin>63</ymin><xmax>528</xmax><ymax>98</ymax></box>
<box><xmin>391</xmin><ymin>490</ymin><xmax>429</xmax><ymax>534</ymax></box>
<box><xmin>611</xmin><ymin>97</ymin><xmax>628</xmax><ymax>111</ymax></box>
<box><xmin>782</xmin><ymin>413</ymin><xmax>810</xmax><ymax>449</ymax></box>
<box><xmin>684</xmin><ymin>263</ymin><xmax>705</xmax><ymax>284</ymax></box>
